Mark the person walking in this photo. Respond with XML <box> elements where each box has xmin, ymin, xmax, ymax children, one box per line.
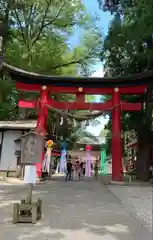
<box><xmin>83</xmin><ymin>162</ymin><xmax>85</xmax><ymax>176</ymax></box>
<box><xmin>65</xmin><ymin>160</ymin><xmax>72</xmax><ymax>181</ymax></box>
<box><xmin>75</xmin><ymin>160</ymin><xmax>80</xmax><ymax>181</ymax></box>
<box><xmin>80</xmin><ymin>161</ymin><xmax>83</xmax><ymax>176</ymax></box>
<box><xmin>72</xmin><ymin>163</ymin><xmax>76</xmax><ymax>180</ymax></box>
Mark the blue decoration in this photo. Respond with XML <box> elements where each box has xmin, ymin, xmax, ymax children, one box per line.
<box><xmin>61</xmin><ymin>142</ymin><xmax>67</xmax><ymax>149</ymax></box>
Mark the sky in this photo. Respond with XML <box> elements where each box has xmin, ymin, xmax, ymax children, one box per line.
<box><xmin>68</xmin><ymin>1</ymin><xmax>113</xmax><ymax>136</ymax></box>
<box><xmin>86</xmin><ymin>65</ymin><xmax>109</xmax><ymax>136</ymax></box>
<box><xmin>83</xmin><ymin>0</ymin><xmax>113</xmax><ymax>136</ymax></box>
<box><xmin>83</xmin><ymin>0</ymin><xmax>112</xmax><ymax>34</ymax></box>
<box><xmin>69</xmin><ymin>0</ymin><xmax>113</xmax><ymax>45</ymax></box>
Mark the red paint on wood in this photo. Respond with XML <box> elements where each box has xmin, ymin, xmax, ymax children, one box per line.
<box><xmin>18</xmin><ymin>99</ymin><xmax>142</xmax><ymax>111</ymax></box>
<box><xmin>16</xmin><ymin>82</ymin><xmax>41</xmax><ymax>92</ymax></box>
<box><xmin>120</xmin><ymin>85</ymin><xmax>147</xmax><ymax>94</ymax></box>
<box><xmin>76</xmin><ymin>93</ymin><xmax>85</xmax><ymax>102</ymax></box>
<box><xmin>112</xmin><ymin>89</ymin><xmax>123</xmax><ymax>182</ymax></box>
<box><xmin>35</xmin><ymin>88</ymin><xmax>48</xmax><ymax>177</ymax></box>
<box><xmin>18</xmin><ymin>100</ymin><xmax>37</xmax><ymax>108</ymax></box>
<box><xmin>16</xmin><ymin>82</ymin><xmax>113</xmax><ymax>94</ymax></box>
<box><xmin>16</xmin><ymin>82</ymin><xmax>147</xmax><ymax>94</ymax></box>
<box><xmin>48</xmin><ymin>99</ymin><xmax>113</xmax><ymax>110</ymax></box>
<box><xmin>48</xmin><ymin>99</ymin><xmax>142</xmax><ymax>111</ymax></box>
<box><xmin>121</xmin><ymin>102</ymin><xmax>142</xmax><ymax>111</ymax></box>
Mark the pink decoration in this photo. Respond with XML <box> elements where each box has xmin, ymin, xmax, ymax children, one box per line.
<box><xmin>85</xmin><ymin>145</ymin><xmax>92</xmax><ymax>177</ymax></box>
<box><xmin>85</xmin><ymin>145</ymin><xmax>92</xmax><ymax>151</ymax></box>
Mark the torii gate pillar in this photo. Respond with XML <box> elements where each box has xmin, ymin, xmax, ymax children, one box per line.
<box><xmin>112</xmin><ymin>87</ymin><xmax>123</xmax><ymax>182</ymax></box>
<box><xmin>36</xmin><ymin>85</ymin><xmax>48</xmax><ymax>177</ymax></box>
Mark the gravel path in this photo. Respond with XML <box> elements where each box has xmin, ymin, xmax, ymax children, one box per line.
<box><xmin>0</xmin><ymin>176</ymin><xmax>151</xmax><ymax>240</ymax></box>
<box><xmin>107</xmin><ymin>184</ymin><xmax>152</xmax><ymax>232</ymax></box>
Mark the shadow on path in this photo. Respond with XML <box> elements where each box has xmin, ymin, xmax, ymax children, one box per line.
<box><xmin>0</xmin><ymin>176</ymin><xmax>151</xmax><ymax>240</ymax></box>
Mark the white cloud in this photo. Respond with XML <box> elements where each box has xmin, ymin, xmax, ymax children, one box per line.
<box><xmin>92</xmin><ymin>65</ymin><xmax>104</xmax><ymax>77</ymax></box>
<box><xmin>87</xmin><ymin>116</ymin><xmax>109</xmax><ymax>136</ymax></box>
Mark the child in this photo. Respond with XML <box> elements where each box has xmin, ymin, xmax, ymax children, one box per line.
<box><xmin>65</xmin><ymin>160</ymin><xmax>72</xmax><ymax>181</ymax></box>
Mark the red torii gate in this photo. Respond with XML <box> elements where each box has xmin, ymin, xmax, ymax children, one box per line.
<box><xmin>3</xmin><ymin>63</ymin><xmax>151</xmax><ymax>182</ymax></box>
<box><xmin>17</xmin><ymin>84</ymin><xmax>143</xmax><ymax>182</ymax></box>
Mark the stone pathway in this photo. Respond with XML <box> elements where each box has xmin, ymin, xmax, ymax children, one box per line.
<box><xmin>107</xmin><ymin>184</ymin><xmax>152</xmax><ymax>232</ymax></box>
<box><xmin>0</xmin><ymin>176</ymin><xmax>151</xmax><ymax>239</ymax></box>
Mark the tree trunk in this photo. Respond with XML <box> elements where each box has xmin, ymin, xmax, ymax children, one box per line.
<box><xmin>136</xmin><ymin>88</ymin><xmax>153</xmax><ymax>181</ymax></box>
<box><xmin>0</xmin><ymin>2</ymin><xmax>10</xmax><ymax>66</ymax></box>
<box><xmin>136</xmin><ymin>131</ymin><xmax>151</xmax><ymax>181</ymax></box>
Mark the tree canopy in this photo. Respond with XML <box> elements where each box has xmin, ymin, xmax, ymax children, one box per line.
<box><xmin>98</xmin><ymin>0</ymin><xmax>153</xmax><ymax>180</ymax></box>
<box><xmin>99</xmin><ymin>0</ymin><xmax>153</xmax><ymax>133</ymax></box>
<box><xmin>0</xmin><ymin>0</ymin><xmax>103</xmax><ymax>146</ymax></box>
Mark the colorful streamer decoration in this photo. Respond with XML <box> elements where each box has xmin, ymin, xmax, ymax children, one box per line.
<box><xmin>59</xmin><ymin>142</ymin><xmax>67</xmax><ymax>173</ymax></box>
<box><xmin>43</xmin><ymin>140</ymin><xmax>54</xmax><ymax>173</ymax></box>
<box><xmin>100</xmin><ymin>148</ymin><xmax>107</xmax><ymax>175</ymax></box>
<box><xmin>85</xmin><ymin>144</ymin><xmax>92</xmax><ymax>177</ymax></box>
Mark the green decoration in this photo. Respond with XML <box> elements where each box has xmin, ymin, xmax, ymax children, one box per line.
<box><xmin>100</xmin><ymin>148</ymin><xmax>107</xmax><ymax>175</ymax></box>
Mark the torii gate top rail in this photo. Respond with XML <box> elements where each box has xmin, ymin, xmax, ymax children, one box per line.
<box><xmin>3</xmin><ymin>62</ymin><xmax>153</xmax><ymax>88</ymax></box>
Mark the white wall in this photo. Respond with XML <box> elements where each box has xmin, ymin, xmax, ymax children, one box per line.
<box><xmin>0</xmin><ymin>130</ymin><xmax>22</xmax><ymax>170</ymax></box>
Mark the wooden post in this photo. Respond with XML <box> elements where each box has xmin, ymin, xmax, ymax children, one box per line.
<box><xmin>12</xmin><ymin>132</ymin><xmax>43</xmax><ymax>224</ymax></box>
<box><xmin>36</xmin><ymin>85</ymin><xmax>48</xmax><ymax>177</ymax></box>
<box><xmin>27</xmin><ymin>183</ymin><xmax>33</xmax><ymax>203</ymax></box>
<box><xmin>12</xmin><ymin>203</ymin><xmax>19</xmax><ymax>223</ymax></box>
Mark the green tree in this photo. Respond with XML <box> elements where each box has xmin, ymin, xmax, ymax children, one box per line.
<box><xmin>97</xmin><ymin>0</ymin><xmax>134</xmax><ymax>13</ymax></box>
<box><xmin>0</xmin><ymin>0</ymin><xmax>103</xmax><ymax>148</ymax></box>
<box><xmin>98</xmin><ymin>0</ymin><xmax>153</xmax><ymax>180</ymax></box>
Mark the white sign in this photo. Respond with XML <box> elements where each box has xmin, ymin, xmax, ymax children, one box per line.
<box><xmin>24</xmin><ymin>165</ymin><xmax>36</xmax><ymax>184</ymax></box>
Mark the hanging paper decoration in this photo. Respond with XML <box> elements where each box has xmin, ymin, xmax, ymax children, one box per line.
<box><xmin>85</xmin><ymin>144</ymin><xmax>92</xmax><ymax>177</ymax></box>
<box><xmin>59</xmin><ymin>142</ymin><xmax>67</xmax><ymax>173</ymax></box>
<box><xmin>55</xmin><ymin>162</ymin><xmax>59</xmax><ymax>174</ymax></box>
<box><xmin>43</xmin><ymin>140</ymin><xmax>53</xmax><ymax>173</ymax></box>
<box><xmin>47</xmin><ymin>140</ymin><xmax>54</xmax><ymax>148</ymax></box>
<box><xmin>100</xmin><ymin>147</ymin><xmax>107</xmax><ymax>175</ymax></box>
<box><xmin>54</xmin><ymin>150</ymin><xmax>61</xmax><ymax>174</ymax></box>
